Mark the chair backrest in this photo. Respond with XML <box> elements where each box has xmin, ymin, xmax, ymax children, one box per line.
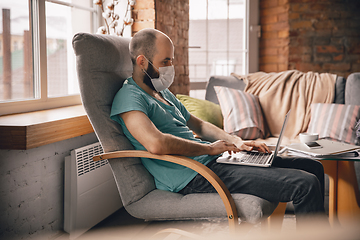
<box><xmin>72</xmin><ymin>33</ymin><xmax>156</xmax><ymax>207</ymax></box>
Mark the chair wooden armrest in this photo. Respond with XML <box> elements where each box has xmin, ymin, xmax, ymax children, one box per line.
<box><xmin>93</xmin><ymin>150</ymin><xmax>239</xmax><ymax>231</ymax></box>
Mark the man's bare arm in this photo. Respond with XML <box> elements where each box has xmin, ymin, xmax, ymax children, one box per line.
<box><xmin>187</xmin><ymin>114</ymin><xmax>270</xmax><ymax>153</ymax></box>
<box><xmin>120</xmin><ymin>110</ymin><xmax>241</xmax><ymax>156</ymax></box>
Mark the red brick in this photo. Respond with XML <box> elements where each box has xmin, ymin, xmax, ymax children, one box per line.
<box><xmin>262</xmin><ymin>21</ymin><xmax>289</xmax><ymax>31</ymax></box>
<box><xmin>310</xmin><ymin>3</ymin><xmax>329</xmax><ymax>11</ymax></box>
<box><xmin>289</xmin><ymin>30</ymin><xmax>299</xmax><ymax>37</ymax></box>
<box><xmin>291</xmin><ymin>3</ymin><xmax>309</xmax><ymax>12</ymax></box>
<box><xmin>279</xmin><ymin>46</ymin><xmax>289</xmax><ymax>56</ymax></box>
<box><xmin>175</xmin><ymin>65</ymin><xmax>185</xmax><ymax>75</ymax></box>
<box><xmin>278</xmin><ymin>63</ymin><xmax>289</xmax><ymax>71</ymax></box>
<box><xmin>316</xmin><ymin>45</ymin><xmax>344</xmax><ymax>53</ymax></box>
<box><xmin>347</xmin><ymin>39</ymin><xmax>360</xmax><ymax>54</ymax></box>
<box><xmin>184</xmin><ymin>65</ymin><xmax>189</xmax><ymax>75</ymax></box>
<box><xmin>330</xmin><ymin>37</ymin><xmax>345</xmax><ymax>45</ymax></box>
<box><xmin>261</xmin><ymin>38</ymin><xmax>289</xmax><ymax>48</ymax></box>
<box><xmin>333</xmin><ymin>54</ymin><xmax>344</xmax><ymax>61</ymax></box>
<box><xmin>260</xmin><ymin>55</ymin><xmax>282</xmax><ymax>64</ymax></box>
<box><xmin>288</xmin><ymin>62</ymin><xmax>296</xmax><ymax>70</ymax></box>
<box><xmin>332</xmin><ymin>28</ymin><xmax>360</xmax><ymax>37</ymax></box>
<box><xmin>134</xmin><ymin>0</ymin><xmax>155</xmax><ymax>9</ymax></box>
<box><xmin>260</xmin><ymin>0</ymin><xmax>279</xmax><ymax>9</ymax></box>
<box><xmin>288</xmin><ymin>54</ymin><xmax>302</xmax><ymax>63</ymax></box>
<box><xmin>314</xmin><ymin>37</ymin><xmax>331</xmax><ymax>45</ymax></box>
<box><xmin>293</xmin><ymin>36</ymin><xmax>313</xmax><ymax>46</ymax></box>
<box><xmin>168</xmin><ymin>85</ymin><xmax>177</xmax><ymax>94</ymax></box>
<box><xmin>260</xmin><ymin>15</ymin><xmax>278</xmax><ymax>25</ymax></box>
<box><xmin>137</xmin><ymin>9</ymin><xmax>155</xmax><ymax>20</ymax></box>
<box><xmin>260</xmin><ymin>5</ymin><xmax>289</xmax><ymax>17</ymax></box>
<box><xmin>323</xmin><ymin>63</ymin><xmax>351</xmax><ymax>71</ymax></box>
<box><xmin>307</xmin><ymin>29</ymin><xmax>332</xmax><ymax>38</ymax></box>
<box><xmin>302</xmin><ymin>13</ymin><xmax>328</xmax><ymax>20</ymax></box>
<box><xmin>351</xmin><ymin>63</ymin><xmax>360</xmax><ymax>72</ymax></box>
<box><xmin>288</xmin><ymin>12</ymin><xmax>300</xmax><ymax>20</ymax></box>
<box><xmin>314</xmin><ymin>54</ymin><xmax>332</xmax><ymax>63</ymax></box>
<box><xmin>295</xmin><ymin>62</ymin><xmax>322</xmax><ymax>72</ymax></box>
<box><xmin>278</xmin><ymin>12</ymin><xmax>288</xmax><ymax>22</ymax></box>
<box><xmin>301</xmin><ymin>54</ymin><xmax>312</xmax><ymax>62</ymax></box>
<box><xmin>313</xmin><ymin>20</ymin><xmax>334</xmax><ymax>30</ymax></box>
<box><xmin>132</xmin><ymin>21</ymin><xmax>155</xmax><ymax>32</ymax></box>
<box><xmin>289</xmin><ymin>46</ymin><xmax>312</xmax><ymax>55</ymax></box>
<box><xmin>290</xmin><ymin>20</ymin><xmax>313</xmax><ymax>29</ymax></box>
<box><xmin>259</xmin><ymin>63</ymin><xmax>278</xmax><ymax>73</ymax></box>
<box><xmin>260</xmin><ymin>47</ymin><xmax>278</xmax><ymax>56</ymax></box>
<box><xmin>288</xmin><ymin>0</ymin><xmax>317</xmax><ymax>3</ymax></box>
<box><xmin>278</xmin><ymin>0</ymin><xmax>288</xmax><ymax>6</ymax></box>
<box><xmin>262</xmin><ymin>31</ymin><xmax>278</xmax><ymax>39</ymax></box>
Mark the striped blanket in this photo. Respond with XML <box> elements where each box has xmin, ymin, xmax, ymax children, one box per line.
<box><xmin>232</xmin><ymin>70</ymin><xmax>337</xmax><ymax>139</ymax></box>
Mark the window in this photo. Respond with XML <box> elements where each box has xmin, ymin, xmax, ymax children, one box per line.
<box><xmin>0</xmin><ymin>0</ymin><xmax>97</xmax><ymax>115</ymax></box>
<box><xmin>189</xmin><ymin>0</ymin><xmax>260</xmax><ymax>99</ymax></box>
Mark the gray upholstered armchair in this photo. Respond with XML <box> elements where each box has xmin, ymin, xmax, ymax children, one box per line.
<box><xmin>72</xmin><ymin>32</ymin><xmax>283</xmax><ymax>232</ymax></box>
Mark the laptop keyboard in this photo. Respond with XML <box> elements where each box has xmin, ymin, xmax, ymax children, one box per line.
<box><xmin>232</xmin><ymin>152</ymin><xmax>272</xmax><ymax>164</ymax></box>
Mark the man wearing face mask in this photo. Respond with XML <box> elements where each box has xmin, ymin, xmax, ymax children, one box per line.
<box><xmin>110</xmin><ymin>28</ymin><xmax>328</xmax><ymax>225</ymax></box>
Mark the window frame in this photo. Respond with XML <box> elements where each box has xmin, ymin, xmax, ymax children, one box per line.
<box><xmin>188</xmin><ymin>0</ymin><xmax>260</xmax><ymax>97</ymax></box>
<box><xmin>0</xmin><ymin>0</ymin><xmax>99</xmax><ymax>116</ymax></box>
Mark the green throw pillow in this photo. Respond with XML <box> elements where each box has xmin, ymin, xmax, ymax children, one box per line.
<box><xmin>176</xmin><ymin>94</ymin><xmax>223</xmax><ymax>129</ymax></box>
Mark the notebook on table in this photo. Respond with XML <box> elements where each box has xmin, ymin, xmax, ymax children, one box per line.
<box><xmin>216</xmin><ymin>110</ymin><xmax>291</xmax><ymax>167</ymax></box>
<box><xmin>287</xmin><ymin>139</ymin><xmax>360</xmax><ymax>158</ymax></box>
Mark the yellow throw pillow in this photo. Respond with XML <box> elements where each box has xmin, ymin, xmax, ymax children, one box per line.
<box><xmin>176</xmin><ymin>94</ymin><xmax>223</xmax><ymax>129</ymax></box>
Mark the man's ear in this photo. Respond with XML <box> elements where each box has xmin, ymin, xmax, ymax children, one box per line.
<box><xmin>136</xmin><ymin>55</ymin><xmax>147</xmax><ymax>69</ymax></box>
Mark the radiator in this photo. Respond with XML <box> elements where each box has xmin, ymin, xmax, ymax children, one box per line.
<box><xmin>64</xmin><ymin>142</ymin><xmax>122</xmax><ymax>239</ymax></box>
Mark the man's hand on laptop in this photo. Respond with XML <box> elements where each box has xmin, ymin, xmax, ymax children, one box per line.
<box><xmin>208</xmin><ymin>140</ymin><xmax>241</xmax><ymax>156</ymax></box>
<box><xmin>229</xmin><ymin>136</ymin><xmax>270</xmax><ymax>153</ymax></box>
<box><xmin>240</xmin><ymin>141</ymin><xmax>271</xmax><ymax>153</ymax></box>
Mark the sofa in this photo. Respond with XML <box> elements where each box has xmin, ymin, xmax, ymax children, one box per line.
<box><xmin>199</xmin><ymin>72</ymin><xmax>360</xmax><ymax>211</ymax></box>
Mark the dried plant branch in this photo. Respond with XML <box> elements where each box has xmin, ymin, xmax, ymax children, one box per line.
<box><xmin>94</xmin><ymin>0</ymin><xmax>135</xmax><ymax>36</ymax></box>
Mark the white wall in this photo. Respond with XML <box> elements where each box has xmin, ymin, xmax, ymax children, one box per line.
<box><xmin>0</xmin><ymin>133</ymin><xmax>98</xmax><ymax>240</ymax></box>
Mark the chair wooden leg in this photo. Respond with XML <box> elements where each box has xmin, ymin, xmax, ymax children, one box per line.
<box><xmin>262</xmin><ymin>202</ymin><xmax>287</xmax><ymax>232</ymax></box>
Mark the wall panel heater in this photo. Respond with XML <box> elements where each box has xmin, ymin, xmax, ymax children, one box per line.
<box><xmin>64</xmin><ymin>142</ymin><xmax>122</xmax><ymax>239</ymax></box>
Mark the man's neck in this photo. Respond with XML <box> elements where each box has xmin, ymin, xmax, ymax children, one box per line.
<box><xmin>132</xmin><ymin>74</ymin><xmax>170</xmax><ymax>105</ymax></box>
<box><xmin>132</xmin><ymin>74</ymin><xmax>170</xmax><ymax>106</ymax></box>
<box><xmin>132</xmin><ymin>73</ymin><xmax>156</xmax><ymax>97</ymax></box>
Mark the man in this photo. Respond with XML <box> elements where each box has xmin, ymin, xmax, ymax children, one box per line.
<box><xmin>110</xmin><ymin>28</ymin><xmax>327</xmax><ymax>225</ymax></box>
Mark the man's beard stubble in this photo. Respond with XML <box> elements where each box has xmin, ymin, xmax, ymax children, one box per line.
<box><xmin>143</xmin><ymin>63</ymin><xmax>159</xmax><ymax>91</ymax></box>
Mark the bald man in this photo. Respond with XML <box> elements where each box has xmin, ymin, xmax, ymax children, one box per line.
<box><xmin>110</xmin><ymin>28</ymin><xmax>328</xmax><ymax>226</ymax></box>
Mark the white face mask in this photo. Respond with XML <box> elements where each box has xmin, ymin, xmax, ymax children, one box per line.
<box><xmin>143</xmin><ymin>56</ymin><xmax>175</xmax><ymax>92</ymax></box>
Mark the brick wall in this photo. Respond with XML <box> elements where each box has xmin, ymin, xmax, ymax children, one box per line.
<box><xmin>259</xmin><ymin>0</ymin><xmax>290</xmax><ymax>72</ymax></box>
<box><xmin>260</xmin><ymin>0</ymin><xmax>360</xmax><ymax>78</ymax></box>
<box><xmin>0</xmin><ymin>133</ymin><xmax>98</xmax><ymax>239</ymax></box>
<box><xmin>132</xmin><ymin>0</ymin><xmax>190</xmax><ymax>95</ymax></box>
<box><xmin>131</xmin><ymin>0</ymin><xmax>155</xmax><ymax>31</ymax></box>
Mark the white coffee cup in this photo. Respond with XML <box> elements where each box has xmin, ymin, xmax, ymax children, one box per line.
<box><xmin>299</xmin><ymin>133</ymin><xmax>319</xmax><ymax>143</ymax></box>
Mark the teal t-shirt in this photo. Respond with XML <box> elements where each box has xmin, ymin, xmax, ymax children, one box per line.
<box><xmin>110</xmin><ymin>77</ymin><xmax>217</xmax><ymax>192</ymax></box>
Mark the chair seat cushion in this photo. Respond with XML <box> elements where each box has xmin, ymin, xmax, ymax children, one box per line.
<box><xmin>125</xmin><ymin>189</ymin><xmax>278</xmax><ymax>224</ymax></box>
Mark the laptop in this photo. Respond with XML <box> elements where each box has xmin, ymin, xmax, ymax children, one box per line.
<box><xmin>216</xmin><ymin>110</ymin><xmax>291</xmax><ymax>167</ymax></box>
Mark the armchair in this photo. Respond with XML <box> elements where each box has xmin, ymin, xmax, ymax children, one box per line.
<box><xmin>72</xmin><ymin>32</ymin><xmax>280</xmax><ymax>232</ymax></box>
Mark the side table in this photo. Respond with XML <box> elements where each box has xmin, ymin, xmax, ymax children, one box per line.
<box><xmin>320</xmin><ymin>159</ymin><xmax>360</xmax><ymax>226</ymax></box>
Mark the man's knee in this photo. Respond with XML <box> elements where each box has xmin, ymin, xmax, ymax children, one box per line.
<box><xmin>299</xmin><ymin>173</ymin><xmax>322</xmax><ymax>196</ymax></box>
